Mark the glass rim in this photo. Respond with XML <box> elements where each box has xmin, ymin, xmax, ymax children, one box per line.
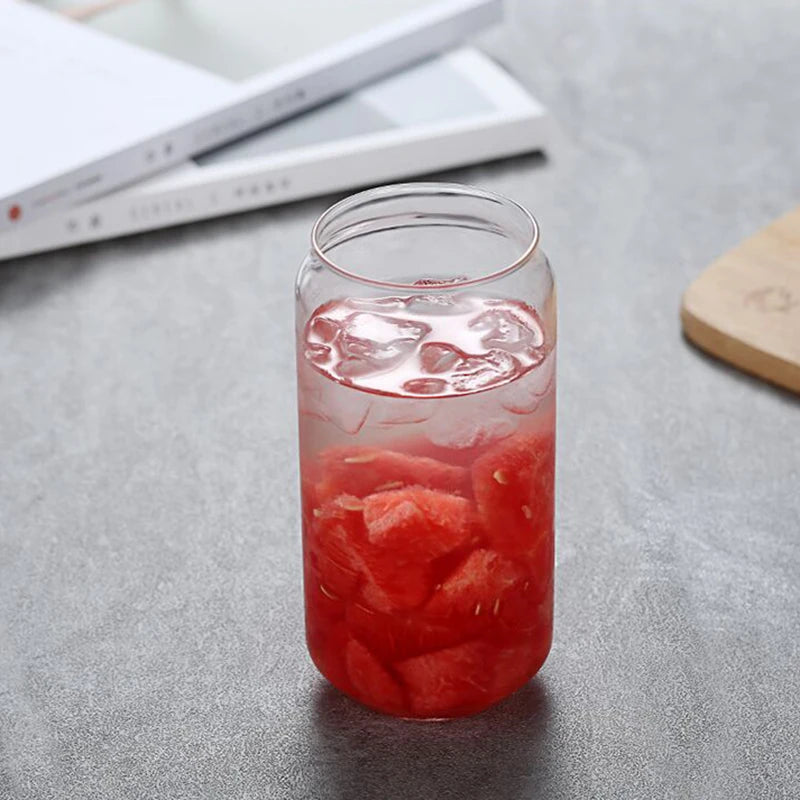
<box><xmin>309</xmin><ymin>182</ymin><xmax>541</xmax><ymax>291</ymax></box>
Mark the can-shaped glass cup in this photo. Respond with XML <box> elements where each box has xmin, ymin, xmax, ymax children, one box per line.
<box><xmin>295</xmin><ymin>183</ymin><xmax>555</xmax><ymax>718</ymax></box>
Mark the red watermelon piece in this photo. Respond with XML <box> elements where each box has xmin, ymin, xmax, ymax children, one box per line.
<box><xmin>315</xmin><ymin>446</ymin><xmax>470</xmax><ymax>502</ymax></box>
<box><xmin>305</xmin><ymin>495</ymin><xmax>366</xmax><ymax>600</ymax></box>
<box><xmin>346</xmin><ymin>601</ymin><xmax>471</xmax><ymax>662</ymax></box>
<box><xmin>395</xmin><ymin>640</ymin><xmax>490</xmax><ymax>717</ymax></box>
<box><xmin>424</xmin><ymin>548</ymin><xmax>526</xmax><ymax>621</ymax></box>
<box><xmin>471</xmin><ymin>430</ymin><xmax>555</xmax><ymax>558</ymax></box>
<box><xmin>304</xmin><ymin>572</ymin><xmax>346</xmax><ymax>635</ymax></box>
<box><xmin>309</xmin><ymin>621</ymin><xmax>353</xmax><ymax>695</ymax></box>
<box><xmin>354</xmin><ymin>487</ymin><xmax>479</xmax><ymax>613</ymax></box>
<box><xmin>394</xmin><ymin>642</ymin><xmax>490</xmax><ymax>717</ymax></box>
<box><xmin>362</xmin><ymin>488</ymin><xmax>477</xmax><ymax>559</ymax></box>
<box><xmin>345</xmin><ymin>639</ymin><xmax>406</xmax><ymax>714</ymax></box>
<box><xmin>489</xmin><ymin>579</ymin><xmax>553</xmax><ymax>676</ymax></box>
<box><xmin>359</xmin><ymin>556</ymin><xmax>432</xmax><ymax>613</ymax></box>
<box><xmin>489</xmin><ymin>637</ymin><xmax>549</xmax><ymax>698</ymax></box>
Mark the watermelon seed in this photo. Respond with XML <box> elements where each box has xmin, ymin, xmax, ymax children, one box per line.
<box><xmin>493</xmin><ymin>470</ymin><xmax>509</xmax><ymax>485</ymax></box>
<box><xmin>434</xmin><ymin>583</ymin><xmax>442</xmax><ymax>591</ymax></box>
<box><xmin>474</xmin><ymin>602</ymin><xmax>483</xmax><ymax>616</ymax></box>
<box><xmin>344</xmin><ymin>453</ymin><xmax>377</xmax><ymax>464</ymax></box>
<box><xmin>312</xmin><ymin>508</ymin><xmax>323</xmax><ymax>518</ymax></box>
<box><xmin>492</xmin><ymin>598</ymin><xmax>501</xmax><ymax>616</ymax></box>
<box><xmin>523</xmin><ymin>581</ymin><xmax>531</xmax><ymax>592</ymax></box>
<box><xmin>375</xmin><ymin>480</ymin><xmax>404</xmax><ymax>491</ymax></box>
<box><xmin>337</xmin><ymin>497</ymin><xmax>365</xmax><ymax>512</ymax></box>
<box><xmin>319</xmin><ymin>583</ymin><xmax>340</xmax><ymax>601</ymax></box>
<box><xmin>521</xmin><ymin>505</ymin><xmax>533</xmax><ymax>519</ymax></box>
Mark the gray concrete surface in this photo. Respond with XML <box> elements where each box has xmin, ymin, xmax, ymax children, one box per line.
<box><xmin>2</xmin><ymin>1</ymin><xmax>799</xmax><ymax>797</ymax></box>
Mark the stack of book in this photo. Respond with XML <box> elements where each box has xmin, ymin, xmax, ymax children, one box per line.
<box><xmin>0</xmin><ymin>0</ymin><xmax>550</xmax><ymax>260</ymax></box>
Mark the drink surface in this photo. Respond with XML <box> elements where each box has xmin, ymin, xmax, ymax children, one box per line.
<box><xmin>297</xmin><ymin>292</ymin><xmax>555</xmax><ymax>718</ymax></box>
<box><xmin>303</xmin><ymin>294</ymin><xmax>549</xmax><ymax>398</ymax></box>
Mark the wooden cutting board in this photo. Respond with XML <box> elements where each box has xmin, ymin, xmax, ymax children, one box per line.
<box><xmin>681</xmin><ymin>206</ymin><xmax>800</xmax><ymax>394</ymax></box>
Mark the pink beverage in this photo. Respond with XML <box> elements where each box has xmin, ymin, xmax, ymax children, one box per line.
<box><xmin>297</xmin><ymin>290</ymin><xmax>555</xmax><ymax>718</ymax></box>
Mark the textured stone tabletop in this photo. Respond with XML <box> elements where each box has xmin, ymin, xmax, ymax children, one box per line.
<box><xmin>2</xmin><ymin>1</ymin><xmax>799</xmax><ymax>798</ymax></box>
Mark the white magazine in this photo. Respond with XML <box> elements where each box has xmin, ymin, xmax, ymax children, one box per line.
<box><xmin>0</xmin><ymin>48</ymin><xmax>551</xmax><ymax>261</ymax></box>
<box><xmin>0</xmin><ymin>0</ymin><xmax>501</xmax><ymax>230</ymax></box>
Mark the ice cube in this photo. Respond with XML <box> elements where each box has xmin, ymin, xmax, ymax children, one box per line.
<box><xmin>426</xmin><ymin>402</ymin><xmax>516</xmax><ymax>449</ymax></box>
<box><xmin>468</xmin><ymin>308</ymin><xmax>544</xmax><ymax>353</ymax></box>
<box><xmin>402</xmin><ymin>378</ymin><xmax>449</xmax><ymax>395</ymax></box>
<box><xmin>348</xmin><ymin>296</ymin><xmax>407</xmax><ymax>312</ymax></box>
<box><xmin>335</xmin><ymin>312</ymin><xmax>431</xmax><ymax>379</ymax></box>
<box><xmin>341</xmin><ymin>312</ymin><xmax>430</xmax><ymax>360</ymax></box>
<box><xmin>317</xmin><ymin>381</ymin><xmax>372</xmax><ymax>435</ymax></box>
<box><xmin>405</xmin><ymin>293</ymin><xmax>475</xmax><ymax>316</ymax></box>
<box><xmin>419</xmin><ymin>342</ymin><xmax>461</xmax><ymax>374</ymax></box>
<box><xmin>372</xmin><ymin>396</ymin><xmax>438</xmax><ymax>426</ymax></box>
<box><xmin>421</xmin><ymin>344</ymin><xmax>521</xmax><ymax>393</ymax></box>
<box><xmin>450</xmin><ymin>350</ymin><xmax>520</xmax><ymax>393</ymax></box>
<box><xmin>337</xmin><ymin>356</ymin><xmax>379</xmax><ymax>378</ymax></box>
<box><xmin>297</xmin><ymin>384</ymin><xmax>327</xmax><ymax>421</ymax></box>
<box><xmin>308</xmin><ymin>316</ymin><xmax>340</xmax><ymax>344</ymax></box>
<box><xmin>305</xmin><ymin>343</ymin><xmax>332</xmax><ymax>366</ymax></box>
<box><xmin>499</xmin><ymin>352</ymin><xmax>555</xmax><ymax>414</ymax></box>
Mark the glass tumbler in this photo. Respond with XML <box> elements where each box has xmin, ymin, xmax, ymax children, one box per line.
<box><xmin>295</xmin><ymin>183</ymin><xmax>555</xmax><ymax>718</ymax></box>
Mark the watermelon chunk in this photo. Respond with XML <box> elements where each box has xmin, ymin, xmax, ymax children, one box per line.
<box><xmin>345</xmin><ymin>639</ymin><xmax>406</xmax><ymax>714</ymax></box>
<box><xmin>360</xmin><ymin>558</ymin><xmax>432</xmax><ymax>613</ymax></box>
<box><xmin>519</xmin><ymin>532</ymin><xmax>555</xmax><ymax>606</ymax></box>
<box><xmin>395</xmin><ymin>641</ymin><xmax>490</xmax><ymax>717</ymax></box>
<box><xmin>489</xmin><ymin>638</ymin><xmax>547</xmax><ymax>698</ymax></box>
<box><xmin>305</xmin><ymin>495</ymin><xmax>366</xmax><ymax>600</ymax></box>
<box><xmin>309</xmin><ymin>621</ymin><xmax>353</xmax><ymax>695</ymax></box>
<box><xmin>346</xmin><ymin>601</ymin><xmax>470</xmax><ymax>662</ymax></box>
<box><xmin>354</xmin><ymin>487</ymin><xmax>478</xmax><ymax>613</ymax></box>
<box><xmin>471</xmin><ymin>431</ymin><xmax>555</xmax><ymax>558</ymax></box>
<box><xmin>305</xmin><ymin>573</ymin><xmax>346</xmax><ymax>632</ymax></box>
<box><xmin>363</xmin><ymin>488</ymin><xmax>477</xmax><ymax>559</ymax></box>
<box><xmin>425</xmin><ymin>548</ymin><xmax>526</xmax><ymax>621</ymax></box>
<box><xmin>315</xmin><ymin>446</ymin><xmax>470</xmax><ymax>502</ymax></box>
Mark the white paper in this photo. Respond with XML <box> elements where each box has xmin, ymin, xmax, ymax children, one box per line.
<box><xmin>0</xmin><ymin>0</ymin><xmax>233</xmax><ymax>197</ymax></box>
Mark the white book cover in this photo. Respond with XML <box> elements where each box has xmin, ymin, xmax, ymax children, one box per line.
<box><xmin>0</xmin><ymin>48</ymin><xmax>552</xmax><ymax>261</ymax></box>
<box><xmin>0</xmin><ymin>0</ymin><xmax>501</xmax><ymax>230</ymax></box>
